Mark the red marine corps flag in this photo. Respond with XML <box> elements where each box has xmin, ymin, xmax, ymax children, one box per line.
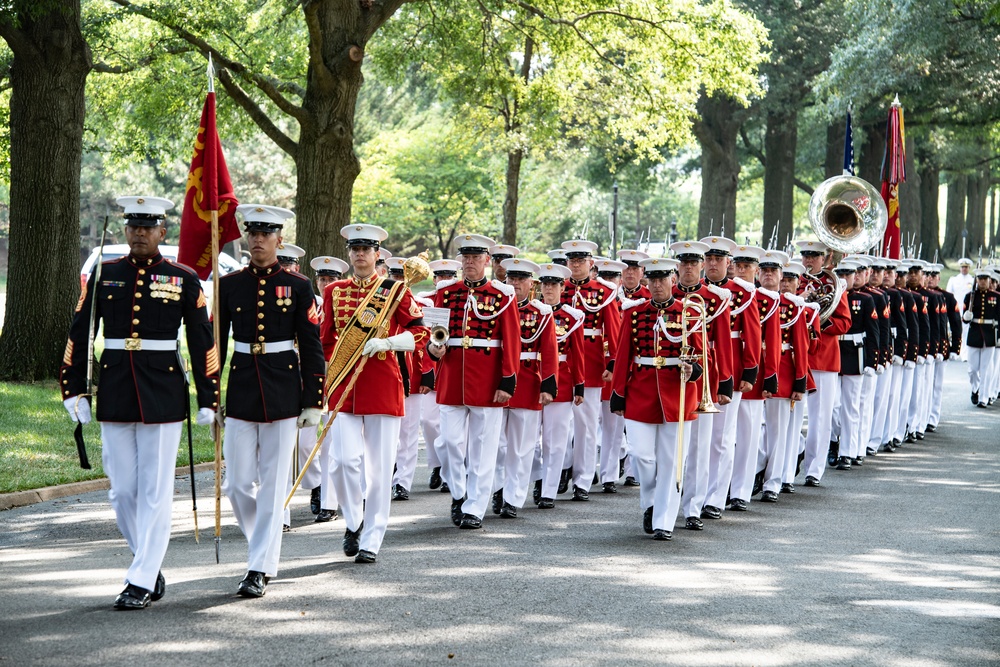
<box><xmin>178</xmin><ymin>55</ymin><xmax>239</xmax><ymax>279</ymax></box>
<box><xmin>880</xmin><ymin>95</ymin><xmax>905</xmax><ymax>259</ymax></box>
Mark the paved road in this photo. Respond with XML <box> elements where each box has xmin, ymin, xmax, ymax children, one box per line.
<box><xmin>1</xmin><ymin>362</ymin><xmax>998</xmax><ymax>666</ymax></box>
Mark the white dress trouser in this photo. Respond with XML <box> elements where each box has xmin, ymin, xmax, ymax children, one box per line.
<box><xmin>599</xmin><ymin>400</ymin><xmax>626</xmax><ymax>483</ymax></box>
<box><xmin>928</xmin><ymin>358</ymin><xmax>946</xmax><ymax>427</ymax></box>
<box><xmin>916</xmin><ymin>360</ymin><xmax>935</xmax><ymax>433</ymax></box>
<box><xmin>223</xmin><ymin>417</ymin><xmax>297</xmax><ymax>576</ymax></box>
<box><xmin>882</xmin><ymin>362</ymin><xmax>904</xmax><ymax>444</ymax></box>
<box><xmin>761</xmin><ymin>399</ymin><xmax>791</xmax><ymax>493</ymax></box>
<box><xmin>540</xmin><ymin>402</ymin><xmax>573</xmax><ymax>499</ymax></box>
<box><xmin>331</xmin><ymin>412</ymin><xmax>401</xmax><ymax>554</ymax></box>
<box><xmin>893</xmin><ymin>365</ymin><xmax>916</xmax><ymax>441</ymax></box>
<box><xmin>705</xmin><ymin>391</ymin><xmax>742</xmax><ymax>509</ymax></box>
<box><xmin>869</xmin><ymin>365</ymin><xmax>893</xmax><ymax>448</ymax></box>
<box><xmin>571</xmin><ymin>388</ymin><xmax>601</xmax><ymax>490</ymax></box>
<box><xmin>839</xmin><ymin>375</ymin><xmax>863</xmax><ymax>459</ymax></box>
<box><xmin>284</xmin><ymin>419</ymin><xmax>335</xmax><ymax>524</ymax></box>
<box><xmin>907</xmin><ymin>360</ymin><xmax>928</xmax><ymax>433</ymax></box>
<box><xmin>626</xmin><ymin>419</ymin><xmax>691</xmax><ymax>532</ymax></box>
<box><xmin>804</xmin><ymin>370</ymin><xmax>839</xmax><ymax>482</ymax></box>
<box><xmin>730</xmin><ymin>398</ymin><xmax>764</xmax><ymax>502</ymax></box>
<box><xmin>858</xmin><ymin>372</ymin><xmax>877</xmax><ymax>454</ymax></box>
<box><xmin>439</xmin><ymin>405</ymin><xmax>504</xmax><ymax>519</ymax></box>
<box><xmin>781</xmin><ymin>399</ymin><xmax>807</xmax><ymax>484</ymax></box>
<box><xmin>500</xmin><ymin>408</ymin><xmax>542</xmax><ymax>508</ymax></box>
<box><xmin>101</xmin><ymin>421</ymin><xmax>182</xmax><ymax>592</ymax></box>
<box><xmin>422</xmin><ymin>392</ymin><xmax>441</xmax><ymax>469</ymax></box>
<box><xmin>681</xmin><ymin>410</ymin><xmax>715</xmax><ymax>518</ymax></box>
<box><xmin>968</xmin><ymin>347</ymin><xmax>994</xmax><ymax>397</ymax></box>
<box><xmin>392</xmin><ymin>394</ymin><xmax>424</xmax><ymax>491</ymax></box>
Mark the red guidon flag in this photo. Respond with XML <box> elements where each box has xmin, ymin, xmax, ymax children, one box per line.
<box><xmin>880</xmin><ymin>97</ymin><xmax>905</xmax><ymax>259</ymax></box>
<box><xmin>178</xmin><ymin>92</ymin><xmax>239</xmax><ymax>279</ymax></box>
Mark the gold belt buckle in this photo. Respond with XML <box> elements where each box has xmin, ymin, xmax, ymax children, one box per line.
<box><xmin>124</xmin><ymin>338</ymin><xmax>142</xmax><ymax>351</ymax></box>
<box><xmin>462</xmin><ymin>336</ymin><xmax>473</xmax><ymax>349</ymax></box>
<box><xmin>654</xmin><ymin>356</ymin><xmax>666</xmax><ymax>368</ymax></box>
<box><xmin>251</xmin><ymin>342</ymin><xmax>265</xmax><ymax>355</ymax></box>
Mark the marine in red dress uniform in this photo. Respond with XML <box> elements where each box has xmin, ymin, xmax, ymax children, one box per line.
<box><xmin>429</xmin><ymin>234</ymin><xmax>522</xmax><ymax>529</ymax></box>
<box><xmin>610</xmin><ymin>257</ymin><xmax>703</xmax><ymax>540</ymax></box>
<box><xmin>320</xmin><ymin>225</ymin><xmax>429</xmax><ymax>563</ymax></box>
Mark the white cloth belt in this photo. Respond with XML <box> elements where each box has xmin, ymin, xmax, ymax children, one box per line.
<box><xmin>234</xmin><ymin>339</ymin><xmax>295</xmax><ymax>355</ymax></box>
<box><xmin>446</xmin><ymin>338</ymin><xmax>501</xmax><ymax>348</ymax></box>
<box><xmin>558</xmin><ymin>354</ymin><xmax>568</xmax><ymax>362</ymax></box>
<box><xmin>583</xmin><ymin>328</ymin><xmax>602</xmax><ymax>336</ymax></box>
<box><xmin>104</xmin><ymin>338</ymin><xmax>177</xmax><ymax>352</ymax></box>
<box><xmin>634</xmin><ymin>356</ymin><xmax>682</xmax><ymax>367</ymax></box>
<box><xmin>780</xmin><ymin>342</ymin><xmax>792</xmax><ymax>352</ymax></box>
<box><xmin>974</xmin><ymin>318</ymin><xmax>997</xmax><ymax>325</ymax></box>
<box><xmin>839</xmin><ymin>332</ymin><xmax>865</xmax><ymax>343</ymax></box>
<box><xmin>730</xmin><ymin>330</ymin><xmax>741</xmax><ymax>339</ymax></box>
<box><xmin>519</xmin><ymin>352</ymin><xmax>538</xmax><ymax>360</ymax></box>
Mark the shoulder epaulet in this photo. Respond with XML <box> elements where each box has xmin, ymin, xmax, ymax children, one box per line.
<box><xmin>285</xmin><ymin>269</ymin><xmax>310</xmax><ymax>281</ymax></box>
<box><xmin>416</xmin><ymin>290</ymin><xmax>435</xmax><ymax>300</ymax></box>
<box><xmin>414</xmin><ymin>295</ymin><xmax>434</xmax><ymax>308</ymax></box>
<box><xmin>595</xmin><ymin>277</ymin><xmax>617</xmax><ymax>292</ymax></box>
<box><xmin>531</xmin><ymin>299</ymin><xmax>552</xmax><ymax>315</ymax></box>
<box><xmin>492</xmin><ymin>279</ymin><xmax>515</xmax><ymax>296</ymax></box>
<box><xmin>731</xmin><ymin>276</ymin><xmax>756</xmax><ymax>293</ymax></box>
<box><xmin>784</xmin><ymin>292</ymin><xmax>805</xmax><ymax>307</ymax></box>
<box><xmin>705</xmin><ymin>282</ymin><xmax>732</xmax><ymax>300</ymax></box>
<box><xmin>102</xmin><ymin>256</ymin><xmax>125</xmax><ymax>266</ymax></box>
<box><xmin>757</xmin><ymin>287</ymin><xmax>779</xmax><ymax>300</ymax></box>
<box><xmin>562</xmin><ymin>304</ymin><xmax>584</xmax><ymax>321</ymax></box>
<box><xmin>621</xmin><ymin>297</ymin><xmax>647</xmax><ymax>311</ymax></box>
<box><xmin>435</xmin><ymin>278</ymin><xmax>459</xmax><ymax>291</ymax></box>
<box><xmin>163</xmin><ymin>258</ymin><xmax>200</xmax><ymax>279</ymax></box>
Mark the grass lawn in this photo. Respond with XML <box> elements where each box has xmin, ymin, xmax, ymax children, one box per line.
<box><xmin>0</xmin><ymin>373</ymin><xmax>221</xmax><ymax>495</ymax></box>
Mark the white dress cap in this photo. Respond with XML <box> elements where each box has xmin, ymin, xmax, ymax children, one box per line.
<box><xmin>501</xmin><ymin>258</ymin><xmax>540</xmax><ymax>276</ymax></box>
<box><xmin>310</xmin><ymin>256</ymin><xmax>349</xmax><ymax>275</ymax></box>
<box><xmin>117</xmin><ymin>196</ymin><xmax>175</xmax><ymax>217</ymax></box>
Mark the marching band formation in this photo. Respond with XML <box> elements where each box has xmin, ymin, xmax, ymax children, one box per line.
<box><xmin>60</xmin><ymin>196</ymin><xmax>1000</xmax><ymax>609</ymax></box>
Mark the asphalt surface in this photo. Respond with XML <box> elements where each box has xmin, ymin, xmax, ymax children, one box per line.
<box><xmin>1</xmin><ymin>361</ymin><xmax>998</xmax><ymax>666</ymax></box>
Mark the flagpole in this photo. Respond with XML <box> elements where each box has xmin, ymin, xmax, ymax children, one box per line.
<box><xmin>207</xmin><ymin>54</ymin><xmax>224</xmax><ymax>564</ymax></box>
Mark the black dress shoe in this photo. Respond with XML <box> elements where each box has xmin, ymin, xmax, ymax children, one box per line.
<box><xmin>237</xmin><ymin>571</ymin><xmax>267</xmax><ymax>598</ymax></box>
<box><xmin>827</xmin><ymin>440</ymin><xmax>840</xmax><ymax>467</ymax></box>
<box><xmin>852</xmin><ymin>457</ymin><xmax>863</xmax><ymax>467</ymax></box>
<box><xmin>392</xmin><ymin>484</ymin><xmax>409</xmax><ymax>501</ymax></box>
<box><xmin>150</xmin><ymin>571</ymin><xmax>166</xmax><ymax>602</ymax></box>
<box><xmin>343</xmin><ymin>523</ymin><xmax>363</xmax><ymax>557</ymax></box>
<box><xmin>836</xmin><ymin>456</ymin><xmax>852</xmax><ymax>470</ymax></box>
<box><xmin>804</xmin><ymin>476</ymin><xmax>820</xmax><ymax>487</ymax></box>
<box><xmin>593</xmin><ymin>472</ymin><xmax>599</xmax><ymax>485</ymax></box>
<box><xmin>440</xmin><ymin>482</ymin><xmax>450</xmax><ymax>493</ymax></box>
<box><xmin>623</xmin><ymin>476</ymin><xmax>640</xmax><ymax>487</ymax></box>
<box><xmin>619</xmin><ymin>456</ymin><xmax>626</xmax><ymax>479</ymax></box>
<box><xmin>760</xmin><ymin>490</ymin><xmax>778</xmax><ymax>503</ymax></box>
<box><xmin>491</xmin><ymin>489</ymin><xmax>504</xmax><ymax>515</ymax></box>
<box><xmin>499</xmin><ymin>502</ymin><xmax>517</xmax><ymax>518</ymax></box>
<box><xmin>429</xmin><ymin>467</ymin><xmax>442</xmax><ymax>490</ymax></box>
<box><xmin>355</xmin><ymin>550</ymin><xmax>377</xmax><ymax>564</ymax></box>
<box><xmin>795</xmin><ymin>451</ymin><xmax>805</xmax><ymax>477</ymax></box>
<box><xmin>113</xmin><ymin>584</ymin><xmax>151</xmax><ymax>610</ymax></box>
<box><xmin>282</xmin><ymin>524</ymin><xmax>291</xmax><ymax>533</ymax></box>
<box><xmin>978</xmin><ymin>402</ymin><xmax>989</xmax><ymax>408</ymax></box>
<box><xmin>643</xmin><ymin>506</ymin><xmax>653</xmax><ymax>534</ymax></box>
<box><xmin>914</xmin><ymin>432</ymin><xmax>924</xmax><ymax>441</ymax></box>
<box><xmin>892</xmin><ymin>437</ymin><xmax>901</xmax><ymax>448</ymax></box>
<box><xmin>451</xmin><ymin>497</ymin><xmax>465</xmax><ymax>526</ymax></box>
<box><xmin>866</xmin><ymin>447</ymin><xmax>878</xmax><ymax>457</ymax></box>
<box><xmin>879</xmin><ymin>442</ymin><xmax>895</xmax><ymax>453</ymax></box>
<box><xmin>701</xmin><ymin>505</ymin><xmax>722</xmax><ymax>520</ymax></box>
<box><xmin>780</xmin><ymin>483</ymin><xmax>795</xmax><ymax>494</ymax></box>
<box><xmin>925</xmin><ymin>424</ymin><xmax>936</xmax><ymax>433</ymax></box>
<box><xmin>310</xmin><ymin>486</ymin><xmax>322</xmax><ymax>515</ymax></box>
<box><xmin>602</xmin><ymin>482</ymin><xmax>618</xmax><ymax>494</ymax></box>
<box><xmin>532</xmin><ymin>480</ymin><xmax>542</xmax><ymax>505</ymax></box>
<box><xmin>652</xmin><ymin>529</ymin><xmax>672</xmax><ymax>541</ymax></box>
<box><xmin>459</xmin><ymin>513</ymin><xmax>482</xmax><ymax>529</ymax></box>
<box><xmin>558</xmin><ymin>468</ymin><xmax>572</xmax><ymax>494</ymax></box>
<box><xmin>684</xmin><ymin>516</ymin><xmax>703</xmax><ymax>531</ymax></box>
<box><xmin>315</xmin><ymin>508</ymin><xmax>337</xmax><ymax>523</ymax></box>
<box><xmin>905</xmin><ymin>431</ymin><xmax>916</xmax><ymax>443</ymax></box>
<box><xmin>972</xmin><ymin>391</ymin><xmax>979</xmax><ymax>405</ymax></box>
<box><xmin>572</xmin><ymin>485</ymin><xmax>589</xmax><ymax>501</ymax></box>
<box><xmin>729</xmin><ymin>498</ymin><xmax>748</xmax><ymax>511</ymax></box>
<box><xmin>537</xmin><ymin>497</ymin><xmax>555</xmax><ymax>509</ymax></box>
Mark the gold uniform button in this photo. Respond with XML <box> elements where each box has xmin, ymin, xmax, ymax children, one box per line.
<box><xmin>258</xmin><ymin>313</ymin><xmax>264</xmax><ymax>319</ymax></box>
<box><xmin>260</xmin><ymin>279</ymin><xmax>266</xmax><ymax>285</ymax></box>
<box><xmin>133</xmin><ymin>305</ymin><xmax>140</xmax><ymax>311</ymax></box>
<box><xmin>258</xmin><ymin>336</ymin><xmax>265</xmax><ymax>341</ymax></box>
<box><xmin>136</xmin><ymin>280</ymin><xmax>144</xmax><ymax>286</ymax></box>
<box><xmin>135</xmin><ymin>293</ymin><xmax>142</xmax><ymax>299</ymax></box>
<box><xmin>169</xmin><ymin>366</ymin><xmax>174</xmax><ymax>372</ymax></box>
<box><xmin>138</xmin><ymin>269</ymin><xmax>146</xmax><ymax>275</ymax></box>
<box><xmin>258</xmin><ymin>290</ymin><xmax>265</xmax><ymax>296</ymax></box>
<box><xmin>108</xmin><ymin>295</ymin><xmax>113</xmax><ymax>299</ymax></box>
<box><xmin>289</xmin><ymin>365</ymin><xmax>293</xmax><ymax>369</ymax></box>
<box><xmin>258</xmin><ymin>324</ymin><xmax>265</xmax><ymax>330</ymax></box>
<box><xmin>212</xmin><ymin>379</ymin><xmax>217</xmax><ymax>384</ymax></box>
<box><xmin>131</xmin><ymin>333</ymin><xmax>139</xmax><ymax>338</ymax></box>
<box><xmin>236</xmin><ymin>306</ymin><xmax>242</xmax><ymax>312</ymax></box>
<box><xmin>132</xmin><ymin>319</ymin><xmax>140</xmax><ymax>325</ymax></box>
<box><xmin>62</xmin><ymin>380</ymin><xmax>67</xmax><ymax>385</ymax></box>
<box><xmin>258</xmin><ymin>301</ymin><xmax>264</xmax><ymax>307</ymax></box>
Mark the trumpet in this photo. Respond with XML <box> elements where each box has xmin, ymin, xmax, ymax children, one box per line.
<box><xmin>674</xmin><ymin>293</ymin><xmax>719</xmax><ymax>491</ymax></box>
<box><xmin>430</xmin><ymin>325</ymin><xmax>450</xmax><ymax>347</ymax></box>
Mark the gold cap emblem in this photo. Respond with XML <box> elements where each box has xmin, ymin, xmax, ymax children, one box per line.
<box><xmin>136</xmin><ymin>198</ymin><xmax>145</xmax><ymax>204</ymax></box>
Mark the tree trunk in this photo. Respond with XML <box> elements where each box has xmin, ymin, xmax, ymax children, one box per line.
<box><xmin>941</xmin><ymin>173</ymin><xmax>967</xmax><ymax>258</ymax></box>
<box><xmin>898</xmin><ymin>135</ymin><xmax>922</xmax><ymax>257</ymax></box>
<box><xmin>0</xmin><ymin>3</ymin><xmax>91</xmax><ymax>381</ymax></box>
<box><xmin>990</xmin><ymin>184</ymin><xmax>998</xmax><ymax>248</ymax></box>
<box><xmin>762</xmin><ymin>110</ymin><xmax>797</xmax><ymax>249</ymax></box>
<box><xmin>502</xmin><ymin>148</ymin><xmax>523</xmax><ymax>246</ymax></box>
<box><xmin>966</xmin><ymin>169</ymin><xmax>988</xmax><ymax>254</ymax></box>
<box><xmin>694</xmin><ymin>94</ymin><xmax>741</xmax><ymax>239</ymax></box>
<box><xmin>917</xmin><ymin>160</ymin><xmax>940</xmax><ymax>262</ymax></box>
<box><xmin>824</xmin><ymin>120</ymin><xmax>846</xmax><ymax>180</ymax></box>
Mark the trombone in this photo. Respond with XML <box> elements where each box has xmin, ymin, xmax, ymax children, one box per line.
<box><xmin>675</xmin><ymin>293</ymin><xmax>719</xmax><ymax>490</ymax></box>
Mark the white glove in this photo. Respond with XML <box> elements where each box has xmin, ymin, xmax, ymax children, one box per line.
<box><xmin>935</xmin><ymin>353</ymin><xmax>943</xmax><ymax>362</ymax></box>
<box><xmin>962</xmin><ymin>310</ymin><xmax>973</xmax><ymax>323</ymax></box>
<box><xmin>362</xmin><ymin>331</ymin><xmax>415</xmax><ymax>357</ymax></box>
<box><xmin>875</xmin><ymin>365</ymin><xmax>885</xmax><ymax>375</ymax></box>
<box><xmin>949</xmin><ymin>353</ymin><xmax>960</xmax><ymax>361</ymax></box>
<box><xmin>916</xmin><ymin>356</ymin><xmax>925</xmax><ymax>365</ymax></box>
<box><xmin>863</xmin><ymin>367</ymin><xmax>876</xmax><ymax>377</ymax></box>
<box><xmin>297</xmin><ymin>407</ymin><xmax>322</xmax><ymax>428</ymax></box>
<box><xmin>64</xmin><ymin>396</ymin><xmax>91</xmax><ymax>425</ymax></box>
<box><xmin>925</xmin><ymin>355</ymin><xmax>934</xmax><ymax>364</ymax></box>
<box><xmin>892</xmin><ymin>355</ymin><xmax>903</xmax><ymax>366</ymax></box>
<box><xmin>196</xmin><ymin>407</ymin><xmax>215</xmax><ymax>426</ymax></box>
<box><xmin>904</xmin><ymin>360</ymin><xmax>916</xmax><ymax>369</ymax></box>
